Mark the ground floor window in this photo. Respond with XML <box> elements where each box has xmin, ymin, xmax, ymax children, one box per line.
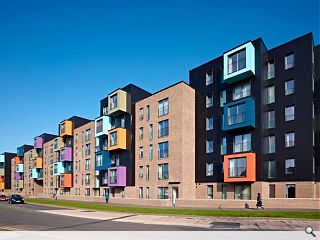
<box><xmin>121</xmin><ymin>188</ymin><xmax>125</xmax><ymax>198</ymax></box>
<box><xmin>269</xmin><ymin>184</ymin><xmax>275</xmax><ymax>198</ymax></box>
<box><xmin>207</xmin><ymin>185</ymin><xmax>213</xmax><ymax>199</ymax></box>
<box><xmin>158</xmin><ymin>187</ymin><xmax>169</xmax><ymax>199</ymax></box>
<box><xmin>234</xmin><ymin>184</ymin><xmax>251</xmax><ymax>200</ymax></box>
<box><xmin>287</xmin><ymin>184</ymin><xmax>295</xmax><ymax>198</ymax></box>
<box><xmin>94</xmin><ymin>189</ymin><xmax>100</xmax><ymax>196</ymax></box>
<box><xmin>146</xmin><ymin>187</ymin><xmax>149</xmax><ymax>199</ymax></box>
<box><xmin>221</xmin><ymin>184</ymin><xmax>227</xmax><ymax>199</ymax></box>
<box><xmin>85</xmin><ymin>188</ymin><xmax>90</xmax><ymax>196</ymax></box>
<box><xmin>139</xmin><ymin>187</ymin><xmax>143</xmax><ymax>199</ymax></box>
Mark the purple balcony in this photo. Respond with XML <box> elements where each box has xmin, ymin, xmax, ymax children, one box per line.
<box><xmin>34</xmin><ymin>137</ymin><xmax>43</xmax><ymax>149</ymax></box>
<box><xmin>15</xmin><ymin>172</ymin><xmax>23</xmax><ymax>180</ymax></box>
<box><xmin>107</xmin><ymin>166</ymin><xmax>126</xmax><ymax>187</ymax></box>
<box><xmin>60</xmin><ymin>147</ymin><xmax>72</xmax><ymax>161</ymax></box>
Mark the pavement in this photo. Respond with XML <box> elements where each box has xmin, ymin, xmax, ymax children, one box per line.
<box><xmin>0</xmin><ymin>201</ymin><xmax>319</xmax><ymax>231</ymax></box>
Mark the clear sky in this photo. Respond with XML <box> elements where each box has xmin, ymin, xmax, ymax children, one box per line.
<box><xmin>0</xmin><ymin>0</ymin><xmax>319</xmax><ymax>153</ymax></box>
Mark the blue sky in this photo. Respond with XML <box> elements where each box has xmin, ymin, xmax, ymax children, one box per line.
<box><xmin>0</xmin><ymin>0</ymin><xmax>319</xmax><ymax>153</ymax></box>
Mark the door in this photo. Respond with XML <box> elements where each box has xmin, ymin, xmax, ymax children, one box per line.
<box><xmin>221</xmin><ymin>185</ymin><xmax>227</xmax><ymax>199</ymax></box>
<box><xmin>172</xmin><ymin>187</ymin><xmax>178</xmax><ymax>206</ymax></box>
<box><xmin>287</xmin><ymin>184</ymin><xmax>295</xmax><ymax>198</ymax></box>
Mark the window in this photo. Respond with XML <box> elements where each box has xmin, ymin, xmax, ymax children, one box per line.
<box><xmin>139</xmin><ymin>127</ymin><xmax>144</xmax><ymax>140</ymax></box>
<box><xmin>146</xmin><ymin>187</ymin><xmax>149</xmax><ymax>199</ymax></box>
<box><xmin>264</xmin><ymin>110</ymin><xmax>275</xmax><ymax>129</ymax></box>
<box><xmin>266</xmin><ymin>86</ymin><xmax>275</xmax><ymax>104</ymax></box>
<box><xmin>146</xmin><ymin>165</ymin><xmax>150</xmax><ymax>181</ymax></box>
<box><xmin>110</xmin><ymin>153</ymin><xmax>120</xmax><ymax>165</ymax></box>
<box><xmin>228</xmin><ymin>49</ymin><xmax>246</xmax><ymax>74</ymax></box>
<box><xmin>158</xmin><ymin>163</ymin><xmax>169</xmax><ymax>180</ymax></box>
<box><xmin>233</xmin><ymin>82</ymin><xmax>251</xmax><ymax>100</ymax></box>
<box><xmin>158</xmin><ymin>187</ymin><xmax>169</xmax><ymax>199</ymax></box>
<box><xmin>285</xmin><ymin>79</ymin><xmax>294</xmax><ymax>95</ymax></box>
<box><xmin>285</xmin><ymin>132</ymin><xmax>295</xmax><ymax>148</ymax></box>
<box><xmin>110</xmin><ymin>132</ymin><xmax>118</xmax><ymax>146</ymax></box>
<box><xmin>139</xmin><ymin>108</ymin><xmax>144</xmax><ymax>121</ymax></box>
<box><xmin>149</xmin><ymin>124</ymin><xmax>153</xmax><ymax>140</ymax></box>
<box><xmin>139</xmin><ymin>187</ymin><xmax>143</xmax><ymax>199</ymax></box>
<box><xmin>228</xmin><ymin>103</ymin><xmax>246</xmax><ymax>125</ymax></box>
<box><xmin>220</xmin><ymin>137</ymin><xmax>227</xmax><ymax>155</ymax></box>
<box><xmin>149</xmin><ymin>145</ymin><xmax>153</xmax><ymax>160</ymax></box>
<box><xmin>158</xmin><ymin>120</ymin><xmax>169</xmax><ymax>137</ymax></box>
<box><xmin>234</xmin><ymin>184</ymin><xmax>251</xmax><ymax>200</ymax></box>
<box><xmin>146</xmin><ymin>105</ymin><xmax>150</xmax><ymax>121</ymax></box>
<box><xmin>287</xmin><ymin>184</ymin><xmax>296</xmax><ymax>198</ymax></box>
<box><xmin>85</xmin><ymin>129</ymin><xmax>91</xmax><ymax>141</ymax></box>
<box><xmin>85</xmin><ymin>188</ymin><xmax>90</xmax><ymax>196</ymax></box>
<box><xmin>207</xmin><ymin>185</ymin><xmax>213</xmax><ymax>199</ymax></box>
<box><xmin>220</xmin><ymin>90</ymin><xmax>226</xmax><ymax>107</ymax></box>
<box><xmin>285</xmin><ymin>53</ymin><xmax>295</xmax><ymax>69</ymax></box>
<box><xmin>285</xmin><ymin>106</ymin><xmax>295</xmax><ymax>121</ymax></box>
<box><xmin>139</xmin><ymin>147</ymin><xmax>144</xmax><ymax>159</ymax></box>
<box><xmin>285</xmin><ymin>158</ymin><xmax>295</xmax><ymax>174</ymax></box>
<box><xmin>206</xmin><ymin>139</ymin><xmax>213</xmax><ymax>153</ymax></box>
<box><xmin>109</xmin><ymin>169</ymin><xmax>117</xmax><ymax>184</ymax></box>
<box><xmin>139</xmin><ymin>166</ymin><xmax>144</xmax><ymax>178</ymax></box>
<box><xmin>206</xmin><ymin>94</ymin><xmax>213</xmax><ymax>108</ymax></box>
<box><xmin>206</xmin><ymin>71</ymin><xmax>213</xmax><ymax>85</ymax></box>
<box><xmin>103</xmin><ymin>106</ymin><xmax>108</xmax><ymax>115</ymax></box>
<box><xmin>110</xmin><ymin>94</ymin><xmax>118</xmax><ymax>110</ymax></box>
<box><xmin>85</xmin><ymin>159</ymin><xmax>90</xmax><ymax>170</ymax></box>
<box><xmin>206</xmin><ymin>117</ymin><xmax>213</xmax><ymax>130</ymax></box>
<box><xmin>96</xmin><ymin>119</ymin><xmax>103</xmax><ymax>134</ymax></box>
<box><xmin>233</xmin><ymin>133</ymin><xmax>251</xmax><ymax>153</ymax></box>
<box><xmin>269</xmin><ymin>184</ymin><xmax>275</xmax><ymax>198</ymax></box>
<box><xmin>96</xmin><ymin>154</ymin><xmax>102</xmax><ymax>167</ymax></box>
<box><xmin>267</xmin><ymin>60</ymin><xmax>275</xmax><ymax>79</ymax></box>
<box><xmin>206</xmin><ymin>163</ymin><xmax>213</xmax><ymax>176</ymax></box>
<box><xmin>85</xmin><ymin>174</ymin><xmax>90</xmax><ymax>185</ymax></box>
<box><xmin>85</xmin><ymin>144</ymin><xmax>91</xmax><ymax>156</ymax></box>
<box><xmin>158</xmin><ymin>142</ymin><xmax>169</xmax><ymax>158</ymax></box>
<box><xmin>266</xmin><ymin>135</ymin><xmax>276</xmax><ymax>154</ymax></box>
<box><xmin>158</xmin><ymin>98</ymin><xmax>169</xmax><ymax>117</ymax></box>
<box><xmin>267</xmin><ymin>160</ymin><xmax>276</xmax><ymax>179</ymax></box>
<box><xmin>228</xmin><ymin>157</ymin><xmax>247</xmax><ymax>178</ymax></box>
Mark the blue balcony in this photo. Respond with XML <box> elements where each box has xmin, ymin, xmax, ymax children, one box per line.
<box><xmin>95</xmin><ymin>116</ymin><xmax>111</xmax><ymax>138</ymax></box>
<box><xmin>30</xmin><ymin>168</ymin><xmax>43</xmax><ymax>179</ymax></box>
<box><xmin>95</xmin><ymin>151</ymin><xmax>111</xmax><ymax>171</ymax></box>
<box><xmin>53</xmin><ymin>162</ymin><xmax>72</xmax><ymax>176</ymax></box>
<box><xmin>223</xmin><ymin>42</ymin><xmax>255</xmax><ymax>84</ymax></box>
<box><xmin>17</xmin><ymin>147</ymin><xmax>25</xmax><ymax>157</ymax></box>
<box><xmin>222</xmin><ymin>97</ymin><xmax>255</xmax><ymax>131</ymax></box>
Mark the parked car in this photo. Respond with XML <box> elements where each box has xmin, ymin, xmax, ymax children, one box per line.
<box><xmin>0</xmin><ymin>195</ymin><xmax>8</xmax><ymax>201</ymax></box>
<box><xmin>8</xmin><ymin>194</ymin><xmax>24</xmax><ymax>204</ymax></box>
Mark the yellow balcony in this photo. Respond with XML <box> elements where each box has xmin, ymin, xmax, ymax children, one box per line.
<box><xmin>0</xmin><ymin>169</ymin><xmax>4</xmax><ymax>176</ymax></box>
<box><xmin>36</xmin><ymin>157</ymin><xmax>43</xmax><ymax>168</ymax></box>
<box><xmin>108</xmin><ymin>89</ymin><xmax>129</xmax><ymax>116</ymax></box>
<box><xmin>0</xmin><ymin>182</ymin><xmax>4</xmax><ymax>190</ymax></box>
<box><xmin>108</xmin><ymin>128</ymin><xmax>128</xmax><ymax>151</ymax></box>
<box><xmin>31</xmin><ymin>150</ymin><xmax>39</xmax><ymax>159</ymax></box>
<box><xmin>18</xmin><ymin>180</ymin><xmax>24</xmax><ymax>189</ymax></box>
<box><xmin>60</xmin><ymin>120</ymin><xmax>73</xmax><ymax>137</ymax></box>
<box><xmin>54</xmin><ymin>137</ymin><xmax>65</xmax><ymax>151</ymax></box>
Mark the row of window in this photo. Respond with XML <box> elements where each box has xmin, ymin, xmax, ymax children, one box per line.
<box><xmin>139</xmin><ymin>119</ymin><xmax>169</xmax><ymax>140</ymax></box>
<box><xmin>139</xmin><ymin>187</ymin><xmax>169</xmax><ymax>199</ymax></box>
<box><xmin>139</xmin><ymin>98</ymin><xmax>169</xmax><ymax>121</ymax></box>
<box><xmin>139</xmin><ymin>163</ymin><xmax>168</xmax><ymax>180</ymax></box>
<box><xmin>139</xmin><ymin>141</ymin><xmax>169</xmax><ymax>159</ymax></box>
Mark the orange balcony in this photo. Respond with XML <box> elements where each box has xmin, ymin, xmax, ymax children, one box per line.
<box><xmin>0</xmin><ymin>182</ymin><xmax>4</xmax><ymax>190</ymax></box>
<box><xmin>15</xmin><ymin>156</ymin><xmax>23</xmax><ymax>165</ymax></box>
<box><xmin>60</xmin><ymin>173</ymin><xmax>72</xmax><ymax>188</ymax></box>
<box><xmin>36</xmin><ymin>157</ymin><xmax>43</xmax><ymax>169</ymax></box>
<box><xmin>59</xmin><ymin>120</ymin><xmax>73</xmax><ymax>137</ymax></box>
<box><xmin>224</xmin><ymin>152</ymin><xmax>256</xmax><ymax>182</ymax></box>
<box><xmin>108</xmin><ymin>128</ymin><xmax>129</xmax><ymax>151</ymax></box>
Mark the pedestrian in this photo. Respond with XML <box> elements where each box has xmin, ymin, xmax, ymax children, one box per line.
<box><xmin>256</xmin><ymin>193</ymin><xmax>264</xmax><ymax>210</ymax></box>
<box><xmin>105</xmin><ymin>192</ymin><xmax>109</xmax><ymax>204</ymax></box>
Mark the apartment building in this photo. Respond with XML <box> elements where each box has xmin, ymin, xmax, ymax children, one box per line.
<box><xmin>43</xmin><ymin>138</ymin><xmax>58</xmax><ymax>196</ymax></box>
<box><xmin>0</xmin><ymin>152</ymin><xmax>16</xmax><ymax>194</ymax></box>
<box><xmin>134</xmin><ymin>82</ymin><xmax>195</xmax><ymax>204</ymax></box>
<box><xmin>189</xmin><ymin>33</ymin><xmax>319</xmax><ymax>200</ymax></box>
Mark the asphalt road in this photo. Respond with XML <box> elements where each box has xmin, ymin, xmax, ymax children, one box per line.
<box><xmin>0</xmin><ymin>201</ymin><xmax>206</xmax><ymax>231</ymax></box>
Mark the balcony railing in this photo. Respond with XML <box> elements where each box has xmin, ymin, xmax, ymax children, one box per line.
<box><xmin>228</xmin><ymin>113</ymin><xmax>246</xmax><ymax>125</ymax></box>
<box><xmin>228</xmin><ymin>167</ymin><xmax>247</xmax><ymax>178</ymax></box>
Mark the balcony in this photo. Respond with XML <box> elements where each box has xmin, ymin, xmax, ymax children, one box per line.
<box><xmin>95</xmin><ymin>151</ymin><xmax>111</xmax><ymax>171</ymax></box>
<box><xmin>30</xmin><ymin>168</ymin><xmax>40</xmax><ymax>179</ymax></box>
<box><xmin>15</xmin><ymin>172</ymin><xmax>23</xmax><ymax>180</ymax></box>
<box><xmin>54</xmin><ymin>137</ymin><xmax>64</xmax><ymax>151</ymax></box>
<box><xmin>107</xmin><ymin>89</ymin><xmax>129</xmax><ymax>116</ymax></box>
<box><xmin>31</xmin><ymin>150</ymin><xmax>39</xmax><ymax>159</ymax></box>
<box><xmin>0</xmin><ymin>182</ymin><xmax>4</xmax><ymax>190</ymax></box>
<box><xmin>107</xmin><ymin>166</ymin><xmax>126</xmax><ymax>187</ymax></box>
<box><xmin>34</xmin><ymin>136</ymin><xmax>43</xmax><ymax>149</ymax></box>
<box><xmin>60</xmin><ymin>173</ymin><xmax>72</xmax><ymax>188</ymax></box>
<box><xmin>36</xmin><ymin>157</ymin><xmax>43</xmax><ymax>168</ymax></box>
<box><xmin>15</xmin><ymin>157</ymin><xmax>23</xmax><ymax>165</ymax></box>
<box><xmin>16</xmin><ymin>164</ymin><xmax>24</xmax><ymax>173</ymax></box>
<box><xmin>59</xmin><ymin>120</ymin><xmax>73</xmax><ymax>137</ymax></box>
<box><xmin>0</xmin><ymin>169</ymin><xmax>4</xmax><ymax>176</ymax></box>
<box><xmin>95</xmin><ymin>116</ymin><xmax>111</xmax><ymax>137</ymax></box>
<box><xmin>224</xmin><ymin>152</ymin><xmax>256</xmax><ymax>182</ymax></box>
<box><xmin>17</xmin><ymin>180</ymin><xmax>23</xmax><ymax>189</ymax></box>
<box><xmin>223</xmin><ymin>42</ymin><xmax>255</xmax><ymax>84</ymax></box>
<box><xmin>60</xmin><ymin>147</ymin><xmax>72</xmax><ymax>161</ymax></box>
<box><xmin>0</xmin><ymin>154</ymin><xmax>4</xmax><ymax>163</ymax></box>
<box><xmin>108</xmin><ymin>128</ymin><xmax>128</xmax><ymax>151</ymax></box>
<box><xmin>17</xmin><ymin>147</ymin><xmax>25</xmax><ymax>157</ymax></box>
<box><xmin>222</xmin><ymin>97</ymin><xmax>255</xmax><ymax>131</ymax></box>
<box><xmin>53</xmin><ymin>162</ymin><xmax>72</xmax><ymax>176</ymax></box>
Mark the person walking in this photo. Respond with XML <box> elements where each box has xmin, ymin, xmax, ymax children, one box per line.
<box><xmin>105</xmin><ymin>192</ymin><xmax>109</xmax><ymax>204</ymax></box>
<box><xmin>256</xmin><ymin>193</ymin><xmax>264</xmax><ymax>210</ymax></box>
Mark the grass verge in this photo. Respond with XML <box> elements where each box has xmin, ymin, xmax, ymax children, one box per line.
<box><xmin>26</xmin><ymin>198</ymin><xmax>320</xmax><ymax>219</ymax></box>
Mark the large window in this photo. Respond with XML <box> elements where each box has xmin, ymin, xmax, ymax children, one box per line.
<box><xmin>85</xmin><ymin>129</ymin><xmax>91</xmax><ymax>141</ymax></box>
<box><xmin>285</xmin><ymin>132</ymin><xmax>295</xmax><ymax>148</ymax></box>
<box><xmin>96</xmin><ymin>154</ymin><xmax>102</xmax><ymax>167</ymax></box>
<box><xmin>158</xmin><ymin>98</ymin><xmax>169</xmax><ymax>117</ymax></box>
<box><xmin>110</xmin><ymin>94</ymin><xmax>118</xmax><ymax>110</ymax></box>
<box><xmin>266</xmin><ymin>85</ymin><xmax>275</xmax><ymax>104</ymax></box>
<box><xmin>264</xmin><ymin>110</ymin><xmax>275</xmax><ymax>129</ymax></box>
<box><xmin>233</xmin><ymin>133</ymin><xmax>251</xmax><ymax>153</ymax></box>
<box><xmin>206</xmin><ymin>162</ymin><xmax>213</xmax><ymax>176</ymax></box>
<box><xmin>158</xmin><ymin>141</ymin><xmax>169</xmax><ymax>158</ymax></box>
<box><xmin>285</xmin><ymin>158</ymin><xmax>295</xmax><ymax>174</ymax></box>
<box><xmin>234</xmin><ymin>184</ymin><xmax>251</xmax><ymax>200</ymax></box>
<box><xmin>110</xmin><ymin>153</ymin><xmax>120</xmax><ymax>165</ymax></box>
<box><xmin>285</xmin><ymin>106</ymin><xmax>295</xmax><ymax>121</ymax></box>
<box><xmin>158</xmin><ymin>120</ymin><xmax>169</xmax><ymax>137</ymax></box>
<box><xmin>96</xmin><ymin>119</ymin><xmax>103</xmax><ymax>133</ymax></box>
<box><xmin>228</xmin><ymin>157</ymin><xmax>247</xmax><ymax>178</ymax></box>
<box><xmin>285</xmin><ymin>53</ymin><xmax>295</xmax><ymax>69</ymax></box>
<box><xmin>110</xmin><ymin>132</ymin><xmax>118</xmax><ymax>146</ymax></box>
<box><xmin>285</xmin><ymin>79</ymin><xmax>295</xmax><ymax>95</ymax></box>
<box><xmin>158</xmin><ymin>187</ymin><xmax>169</xmax><ymax>199</ymax></box>
<box><xmin>267</xmin><ymin>60</ymin><xmax>275</xmax><ymax>79</ymax></box>
<box><xmin>227</xmin><ymin>103</ymin><xmax>246</xmax><ymax>125</ymax></box>
<box><xmin>228</xmin><ymin>49</ymin><xmax>246</xmax><ymax>74</ymax></box>
<box><xmin>233</xmin><ymin>82</ymin><xmax>251</xmax><ymax>100</ymax></box>
<box><xmin>206</xmin><ymin>71</ymin><xmax>213</xmax><ymax>85</ymax></box>
<box><xmin>267</xmin><ymin>160</ymin><xmax>276</xmax><ymax>179</ymax></box>
<box><xmin>266</xmin><ymin>135</ymin><xmax>276</xmax><ymax>154</ymax></box>
<box><xmin>206</xmin><ymin>94</ymin><xmax>213</xmax><ymax>108</ymax></box>
<box><xmin>206</xmin><ymin>139</ymin><xmax>213</xmax><ymax>153</ymax></box>
<box><xmin>206</xmin><ymin>117</ymin><xmax>213</xmax><ymax>130</ymax></box>
<box><xmin>158</xmin><ymin>163</ymin><xmax>169</xmax><ymax>180</ymax></box>
<box><xmin>220</xmin><ymin>137</ymin><xmax>227</xmax><ymax>155</ymax></box>
<box><xmin>109</xmin><ymin>169</ymin><xmax>117</xmax><ymax>184</ymax></box>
